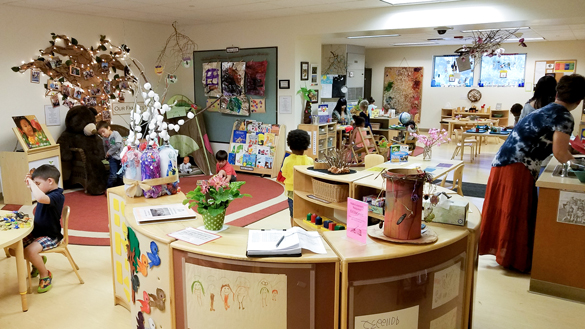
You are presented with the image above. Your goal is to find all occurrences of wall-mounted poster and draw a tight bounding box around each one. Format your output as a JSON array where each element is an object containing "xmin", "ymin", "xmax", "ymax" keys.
[
  {"xmin": 202, "ymin": 62, "xmax": 222, "ymax": 97},
  {"xmin": 185, "ymin": 263, "xmax": 287, "ymax": 329},
  {"xmin": 13, "ymin": 115, "xmax": 51, "ymax": 149},
  {"xmin": 245, "ymin": 60, "xmax": 267, "ymax": 96},
  {"xmin": 557, "ymin": 190, "xmax": 585, "ymax": 226},
  {"xmin": 383, "ymin": 67, "xmax": 423, "ymax": 121},
  {"xmin": 222, "ymin": 62, "xmax": 246, "ymax": 96},
  {"xmin": 220, "ymin": 95, "xmax": 250, "ymax": 116}
]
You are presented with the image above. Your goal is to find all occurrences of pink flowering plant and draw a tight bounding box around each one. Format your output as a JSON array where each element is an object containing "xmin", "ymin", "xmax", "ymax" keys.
[
  {"xmin": 411, "ymin": 128, "xmax": 450, "ymax": 148},
  {"xmin": 183, "ymin": 175, "xmax": 251, "ymax": 217}
]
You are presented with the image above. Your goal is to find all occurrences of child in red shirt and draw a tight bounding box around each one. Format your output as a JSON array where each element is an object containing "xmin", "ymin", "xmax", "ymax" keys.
[{"xmin": 216, "ymin": 150, "xmax": 237, "ymax": 182}]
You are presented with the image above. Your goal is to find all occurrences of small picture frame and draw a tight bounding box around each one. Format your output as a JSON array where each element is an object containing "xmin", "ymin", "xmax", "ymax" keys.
[
  {"xmin": 47, "ymin": 79, "xmax": 60, "ymax": 91},
  {"xmin": 101, "ymin": 62, "xmax": 109, "ymax": 71},
  {"xmin": 83, "ymin": 69, "xmax": 94, "ymax": 80},
  {"xmin": 50, "ymin": 94, "xmax": 60, "ymax": 108},
  {"xmin": 500, "ymin": 71, "xmax": 507, "ymax": 78},
  {"xmin": 90, "ymin": 87, "xmax": 101, "ymax": 96},
  {"xmin": 310, "ymin": 64, "xmax": 319, "ymax": 85},
  {"xmin": 300, "ymin": 61, "xmax": 309, "ymax": 81},
  {"xmin": 73, "ymin": 88, "xmax": 83, "ymax": 99},
  {"xmin": 279, "ymin": 79, "xmax": 290, "ymax": 89},
  {"xmin": 70, "ymin": 66, "xmax": 80, "ymax": 76},
  {"xmin": 61, "ymin": 85, "xmax": 70, "ymax": 97},
  {"xmin": 101, "ymin": 110, "xmax": 112, "ymax": 121},
  {"xmin": 31, "ymin": 69, "xmax": 41, "ymax": 84},
  {"xmin": 103, "ymin": 81, "xmax": 111, "ymax": 95},
  {"xmin": 88, "ymin": 97, "xmax": 97, "ymax": 106},
  {"xmin": 63, "ymin": 99, "xmax": 75, "ymax": 108},
  {"xmin": 309, "ymin": 90, "xmax": 319, "ymax": 104}
]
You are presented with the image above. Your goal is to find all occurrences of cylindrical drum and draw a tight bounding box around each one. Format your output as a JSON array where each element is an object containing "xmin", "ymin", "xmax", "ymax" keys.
[{"xmin": 382, "ymin": 168, "xmax": 424, "ymax": 240}]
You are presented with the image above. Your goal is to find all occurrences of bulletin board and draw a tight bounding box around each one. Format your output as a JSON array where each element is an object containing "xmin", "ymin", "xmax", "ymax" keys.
[
  {"xmin": 193, "ymin": 47, "xmax": 278, "ymax": 143},
  {"xmin": 534, "ymin": 59, "xmax": 577, "ymax": 84}
]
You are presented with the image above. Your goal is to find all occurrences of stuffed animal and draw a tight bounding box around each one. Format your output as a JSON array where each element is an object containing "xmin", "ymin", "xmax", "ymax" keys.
[{"xmin": 57, "ymin": 105, "xmax": 107, "ymax": 195}]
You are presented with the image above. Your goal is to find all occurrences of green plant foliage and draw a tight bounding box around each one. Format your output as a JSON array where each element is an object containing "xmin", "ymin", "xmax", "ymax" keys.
[
  {"xmin": 182, "ymin": 180, "xmax": 251, "ymax": 216},
  {"xmin": 11, "ymin": 67, "xmax": 20, "ymax": 72},
  {"xmin": 58, "ymin": 77, "xmax": 65, "ymax": 83},
  {"xmin": 71, "ymin": 38, "xmax": 78, "ymax": 45},
  {"xmin": 65, "ymin": 60, "xmax": 72, "ymax": 66},
  {"xmin": 96, "ymin": 56, "xmax": 102, "ymax": 63},
  {"xmin": 100, "ymin": 45, "xmax": 107, "ymax": 51},
  {"xmin": 297, "ymin": 86, "xmax": 315, "ymax": 101}
]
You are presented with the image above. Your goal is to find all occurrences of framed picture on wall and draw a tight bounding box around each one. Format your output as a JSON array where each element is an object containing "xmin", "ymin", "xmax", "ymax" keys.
[
  {"xmin": 300, "ymin": 61, "xmax": 309, "ymax": 81},
  {"xmin": 279, "ymin": 79, "xmax": 290, "ymax": 89},
  {"xmin": 310, "ymin": 64, "xmax": 319, "ymax": 85},
  {"xmin": 309, "ymin": 90, "xmax": 319, "ymax": 104}
]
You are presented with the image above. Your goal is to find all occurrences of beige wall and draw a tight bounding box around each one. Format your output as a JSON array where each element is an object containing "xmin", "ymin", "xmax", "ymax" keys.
[{"xmin": 366, "ymin": 40, "xmax": 585, "ymax": 130}]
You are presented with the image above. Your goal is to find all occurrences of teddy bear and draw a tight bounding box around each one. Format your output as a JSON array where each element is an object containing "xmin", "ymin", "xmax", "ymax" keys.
[{"xmin": 57, "ymin": 105, "xmax": 107, "ymax": 195}]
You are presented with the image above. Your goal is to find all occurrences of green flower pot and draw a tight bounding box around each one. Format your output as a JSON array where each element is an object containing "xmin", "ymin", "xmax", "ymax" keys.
[{"xmin": 202, "ymin": 209, "xmax": 226, "ymax": 231}]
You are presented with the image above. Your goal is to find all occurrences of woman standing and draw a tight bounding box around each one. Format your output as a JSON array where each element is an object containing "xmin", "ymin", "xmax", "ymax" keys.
[
  {"xmin": 480, "ymin": 74, "xmax": 585, "ymax": 272},
  {"xmin": 331, "ymin": 98, "xmax": 350, "ymax": 125},
  {"xmin": 519, "ymin": 75, "xmax": 557, "ymax": 121}
]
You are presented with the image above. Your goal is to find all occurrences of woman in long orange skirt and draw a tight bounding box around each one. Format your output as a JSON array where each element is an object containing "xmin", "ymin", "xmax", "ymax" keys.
[{"xmin": 480, "ymin": 74, "xmax": 585, "ymax": 273}]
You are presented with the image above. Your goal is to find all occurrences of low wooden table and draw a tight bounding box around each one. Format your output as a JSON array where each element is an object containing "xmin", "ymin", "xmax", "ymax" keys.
[
  {"xmin": 461, "ymin": 131, "xmax": 509, "ymax": 158},
  {"xmin": 444, "ymin": 119, "xmax": 498, "ymax": 142}
]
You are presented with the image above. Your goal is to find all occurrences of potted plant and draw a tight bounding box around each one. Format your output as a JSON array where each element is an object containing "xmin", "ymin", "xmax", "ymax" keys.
[
  {"xmin": 297, "ymin": 86, "xmax": 315, "ymax": 124},
  {"xmin": 183, "ymin": 175, "xmax": 251, "ymax": 231}
]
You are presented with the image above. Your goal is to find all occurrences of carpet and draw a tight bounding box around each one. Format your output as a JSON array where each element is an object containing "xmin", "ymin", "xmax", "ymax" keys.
[
  {"xmin": 1, "ymin": 204, "xmax": 22, "ymax": 211},
  {"xmin": 412, "ymin": 146, "xmax": 424, "ymax": 157},
  {"xmin": 435, "ymin": 180, "xmax": 487, "ymax": 198}
]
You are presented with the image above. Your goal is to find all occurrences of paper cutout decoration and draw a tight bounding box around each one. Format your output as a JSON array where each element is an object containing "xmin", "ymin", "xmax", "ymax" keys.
[
  {"xmin": 136, "ymin": 311, "xmax": 145, "ymax": 329},
  {"xmin": 245, "ymin": 60, "xmax": 267, "ymax": 96},
  {"xmin": 202, "ymin": 62, "xmax": 222, "ymax": 97},
  {"xmin": 138, "ymin": 291, "xmax": 151, "ymax": 314},
  {"xmin": 149, "ymin": 288, "xmax": 166, "ymax": 311},
  {"xmin": 220, "ymin": 96, "xmax": 250, "ymax": 116},
  {"xmin": 167, "ymin": 74, "xmax": 177, "ymax": 84},
  {"xmin": 222, "ymin": 62, "xmax": 245, "ymax": 96},
  {"xmin": 250, "ymin": 98, "xmax": 266, "ymax": 113},
  {"xmin": 182, "ymin": 56, "xmax": 192, "ymax": 68},
  {"xmin": 206, "ymin": 98, "xmax": 220, "ymax": 112},
  {"xmin": 147, "ymin": 241, "xmax": 161, "ymax": 268},
  {"xmin": 137, "ymin": 253, "xmax": 149, "ymax": 276},
  {"xmin": 155, "ymin": 65, "xmax": 164, "ymax": 75}
]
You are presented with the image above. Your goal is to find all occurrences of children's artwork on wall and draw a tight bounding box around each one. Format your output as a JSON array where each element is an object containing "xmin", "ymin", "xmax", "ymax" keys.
[
  {"xmin": 250, "ymin": 98, "xmax": 266, "ymax": 113},
  {"xmin": 12, "ymin": 115, "xmax": 51, "ymax": 149},
  {"xmin": 185, "ymin": 263, "xmax": 287, "ymax": 328},
  {"xmin": 245, "ymin": 60, "xmax": 267, "ymax": 96},
  {"xmin": 556, "ymin": 190, "xmax": 585, "ymax": 226},
  {"xmin": 222, "ymin": 62, "xmax": 245, "ymax": 96},
  {"xmin": 220, "ymin": 95, "xmax": 250, "ymax": 116},
  {"xmin": 203, "ymin": 62, "xmax": 222, "ymax": 97},
  {"xmin": 383, "ymin": 67, "xmax": 423, "ymax": 121},
  {"xmin": 206, "ymin": 98, "xmax": 220, "ymax": 112}
]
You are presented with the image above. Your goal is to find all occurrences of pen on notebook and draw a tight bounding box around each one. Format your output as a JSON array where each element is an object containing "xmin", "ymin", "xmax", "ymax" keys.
[{"xmin": 275, "ymin": 235, "xmax": 285, "ymax": 248}]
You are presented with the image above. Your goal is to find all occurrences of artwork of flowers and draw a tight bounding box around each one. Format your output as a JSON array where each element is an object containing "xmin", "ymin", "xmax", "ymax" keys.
[{"xmin": 383, "ymin": 67, "xmax": 424, "ymax": 121}]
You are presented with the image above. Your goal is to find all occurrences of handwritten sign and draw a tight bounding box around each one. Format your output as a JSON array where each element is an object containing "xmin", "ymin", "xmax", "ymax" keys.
[
  {"xmin": 355, "ymin": 305, "xmax": 419, "ymax": 329},
  {"xmin": 347, "ymin": 197, "xmax": 368, "ymax": 244}
]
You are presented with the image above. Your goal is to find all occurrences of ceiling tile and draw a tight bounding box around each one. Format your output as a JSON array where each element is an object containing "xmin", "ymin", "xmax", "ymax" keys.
[
  {"xmin": 530, "ymin": 25, "xmax": 571, "ymax": 31},
  {"xmin": 569, "ymin": 24, "xmax": 585, "ymax": 30}
]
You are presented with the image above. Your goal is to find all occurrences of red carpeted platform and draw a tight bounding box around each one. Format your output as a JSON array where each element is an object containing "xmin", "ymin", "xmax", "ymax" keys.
[{"xmin": 63, "ymin": 173, "xmax": 286, "ymax": 246}]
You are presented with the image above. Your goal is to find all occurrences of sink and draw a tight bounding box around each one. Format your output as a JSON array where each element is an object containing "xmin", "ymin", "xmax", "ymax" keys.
[{"xmin": 552, "ymin": 164, "xmax": 577, "ymax": 178}]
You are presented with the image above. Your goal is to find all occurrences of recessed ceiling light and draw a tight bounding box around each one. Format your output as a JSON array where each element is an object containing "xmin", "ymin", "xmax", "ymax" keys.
[
  {"xmin": 347, "ymin": 34, "xmax": 400, "ymax": 39},
  {"xmin": 394, "ymin": 41, "xmax": 437, "ymax": 46},
  {"xmin": 461, "ymin": 27, "xmax": 530, "ymax": 33},
  {"xmin": 380, "ymin": 0, "xmax": 460, "ymax": 5}
]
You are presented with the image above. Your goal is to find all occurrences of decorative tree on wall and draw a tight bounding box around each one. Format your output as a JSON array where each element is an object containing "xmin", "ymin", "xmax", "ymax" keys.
[{"xmin": 12, "ymin": 33, "xmax": 137, "ymax": 121}]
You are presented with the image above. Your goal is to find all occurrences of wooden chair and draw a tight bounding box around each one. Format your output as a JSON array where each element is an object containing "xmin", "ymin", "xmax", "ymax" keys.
[
  {"xmin": 365, "ymin": 154, "xmax": 385, "ymax": 169},
  {"xmin": 351, "ymin": 127, "xmax": 380, "ymax": 164},
  {"xmin": 27, "ymin": 206, "xmax": 84, "ymax": 291},
  {"xmin": 451, "ymin": 128, "xmax": 477, "ymax": 162},
  {"xmin": 440, "ymin": 163, "xmax": 465, "ymax": 196}
]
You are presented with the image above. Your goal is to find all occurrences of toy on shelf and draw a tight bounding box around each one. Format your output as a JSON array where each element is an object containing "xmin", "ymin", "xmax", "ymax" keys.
[{"xmin": 304, "ymin": 213, "xmax": 346, "ymax": 231}]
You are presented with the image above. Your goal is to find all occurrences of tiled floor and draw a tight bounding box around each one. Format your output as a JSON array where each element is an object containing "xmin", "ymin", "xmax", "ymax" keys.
[{"xmin": 1, "ymin": 139, "xmax": 584, "ymax": 328}]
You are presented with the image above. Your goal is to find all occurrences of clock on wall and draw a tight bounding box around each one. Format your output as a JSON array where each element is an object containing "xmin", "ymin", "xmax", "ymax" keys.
[{"xmin": 467, "ymin": 89, "xmax": 482, "ymax": 103}]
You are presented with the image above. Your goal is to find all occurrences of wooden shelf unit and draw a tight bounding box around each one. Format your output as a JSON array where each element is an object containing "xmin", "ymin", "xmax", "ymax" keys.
[
  {"xmin": 490, "ymin": 109, "xmax": 510, "ymax": 126},
  {"xmin": 298, "ymin": 123, "xmax": 337, "ymax": 160},
  {"xmin": 369, "ymin": 116, "xmax": 400, "ymax": 141},
  {"xmin": 230, "ymin": 122, "xmax": 286, "ymax": 178},
  {"xmin": 440, "ymin": 107, "xmax": 510, "ymax": 128}
]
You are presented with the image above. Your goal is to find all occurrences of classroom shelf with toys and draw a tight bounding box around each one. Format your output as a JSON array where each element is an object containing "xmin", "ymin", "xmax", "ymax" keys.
[
  {"xmin": 298, "ymin": 123, "xmax": 337, "ymax": 160},
  {"xmin": 228, "ymin": 120, "xmax": 286, "ymax": 178}
]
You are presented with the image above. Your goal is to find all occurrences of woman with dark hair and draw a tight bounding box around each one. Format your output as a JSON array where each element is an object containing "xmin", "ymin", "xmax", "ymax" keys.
[
  {"xmin": 331, "ymin": 97, "xmax": 350, "ymax": 124},
  {"xmin": 480, "ymin": 74, "xmax": 585, "ymax": 273},
  {"xmin": 519, "ymin": 75, "xmax": 557, "ymax": 120}
]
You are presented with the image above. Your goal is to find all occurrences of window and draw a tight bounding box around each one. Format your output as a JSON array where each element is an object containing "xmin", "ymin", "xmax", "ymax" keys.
[
  {"xmin": 431, "ymin": 55, "xmax": 474, "ymax": 87},
  {"xmin": 479, "ymin": 53, "xmax": 526, "ymax": 87}
]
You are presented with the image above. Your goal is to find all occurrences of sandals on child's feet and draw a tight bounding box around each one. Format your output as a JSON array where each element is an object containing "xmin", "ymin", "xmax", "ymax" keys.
[
  {"xmin": 37, "ymin": 271, "xmax": 53, "ymax": 293},
  {"xmin": 30, "ymin": 256, "xmax": 47, "ymax": 278}
]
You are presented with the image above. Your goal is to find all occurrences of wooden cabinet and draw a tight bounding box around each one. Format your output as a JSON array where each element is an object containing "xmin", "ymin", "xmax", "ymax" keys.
[
  {"xmin": 298, "ymin": 123, "xmax": 337, "ymax": 160},
  {"xmin": 490, "ymin": 109, "xmax": 510, "ymax": 126},
  {"xmin": 440, "ymin": 107, "xmax": 510, "ymax": 128},
  {"xmin": 369, "ymin": 117, "xmax": 400, "ymax": 141}
]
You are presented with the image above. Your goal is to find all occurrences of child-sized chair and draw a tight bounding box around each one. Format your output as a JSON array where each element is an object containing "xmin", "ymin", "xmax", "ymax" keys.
[
  {"xmin": 440, "ymin": 163, "xmax": 465, "ymax": 196},
  {"xmin": 451, "ymin": 128, "xmax": 477, "ymax": 162},
  {"xmin": 351, "ymin": 127, "xmax": 380, "ymax": 164},
  {"xmin": 27, "ymin": 206, "xmax": 84, "ymax": 292}
]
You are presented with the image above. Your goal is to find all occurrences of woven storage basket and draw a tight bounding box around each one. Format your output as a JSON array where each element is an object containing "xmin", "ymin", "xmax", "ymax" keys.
[{"xmin": 312, "ymin": 178, "xmax": 349, "ymax": 203}]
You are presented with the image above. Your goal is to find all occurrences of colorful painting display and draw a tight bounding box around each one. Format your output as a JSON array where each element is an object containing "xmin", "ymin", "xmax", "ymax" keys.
[
  {"xmin": 12, "ymin": 115, "xmax": 51, "ymax": 149},
  {"xmin": 203, "ymin": 62, "xmax": 222, "ymax": 97},
  {"xmin": 220, "ymin": 95, "xmax": 250, "ymax": 116},
  {"xmin": 250, "ymin": 98, "xmax": 266, "ymax": 113},
  {"xmin": 383, "ymin": 67, "xmax": 423, "ymax": 122},
  {"xmin": 245, "ymin": 60, "xmax": 267, "ymax": 96},
  {"xmin": 222, "ymin": 62, "xmax": 246, "ymax": 96}
]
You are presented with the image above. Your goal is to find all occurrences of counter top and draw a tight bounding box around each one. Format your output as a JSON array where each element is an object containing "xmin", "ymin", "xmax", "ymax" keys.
[{"xmin": 536, "ymin": 157, "xmax": 585, "ymax": 192}]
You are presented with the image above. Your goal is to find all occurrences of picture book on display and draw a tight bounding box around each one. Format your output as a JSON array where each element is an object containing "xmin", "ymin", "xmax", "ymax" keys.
[
  {"xmin": 230, "ymin": 119, "xmax": 280, "ymax": 171},
  {"xmin": 246, "ymin": 227, "xmax": 327, "ymax": 257},
  {"xmin": 232, "ymin": 130, "xmax": 247, "ymax": 143}
]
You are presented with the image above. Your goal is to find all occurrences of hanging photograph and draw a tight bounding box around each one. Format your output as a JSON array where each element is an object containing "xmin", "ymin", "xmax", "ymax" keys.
[
  {"xmin": 220, "ymin": 95, "xmax": 250, "ymax": 116},
  {"xmin": 300, "ymin": 61, "xmax": 309, "ymax": 81},
  {"xmin": 245, "ymin": 60, "xmax": 267, "ymax": 96},
  {"xmin": 383, "ymin": 67, "xmax": 424, "ymax": 122},
  {"xmin": 203, "ymin": 62, "xmax": 222, "ymax": 97},
  {"xmin": 12, "ymin": 115, "xmax": 51, "ymax": 149},
  {"xmin": 222, "ymin": 62, "xmax": 246, "ymax": 96},
  {"xmin": 31, "ymin": 69, "xmax": 41, "ymax": 84},
  {"xmin": 309, "ymin": 90, "xmax": 319, "ymax": 104}
]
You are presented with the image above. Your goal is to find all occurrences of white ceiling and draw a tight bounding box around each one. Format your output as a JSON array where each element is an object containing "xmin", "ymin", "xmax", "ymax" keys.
[{"xmin": 3, "ymin": 0, "xmax": 585, "ymax": 48}]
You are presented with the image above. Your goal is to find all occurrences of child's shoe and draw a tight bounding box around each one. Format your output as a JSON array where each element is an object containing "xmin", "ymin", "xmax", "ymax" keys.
[
  {"xmin": 30, "ymin": 256, "xmax": 47, "ymax": 278},
  {"xmin": 37, "ymin": 271, "xmax": 53, "ymax": 293}
]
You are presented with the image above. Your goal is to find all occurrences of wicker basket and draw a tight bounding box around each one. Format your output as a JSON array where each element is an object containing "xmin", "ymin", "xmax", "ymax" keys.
[{"xmin": 312, "ymin": 178, "xmax": 349, "ymax": 203}]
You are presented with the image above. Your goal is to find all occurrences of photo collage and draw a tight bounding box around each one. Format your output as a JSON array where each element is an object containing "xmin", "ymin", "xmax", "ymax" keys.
[{"xmin": 229, "ymin": 119, "xmax": 280, "ymax": 169}]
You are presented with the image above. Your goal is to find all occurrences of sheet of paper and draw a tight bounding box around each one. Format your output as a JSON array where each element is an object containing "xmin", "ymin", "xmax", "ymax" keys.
[
  {"xmin": 355, "ymin": 305, "xmax": 419, "ymax": 329},
  {"xmin": 288, "ymin": 227, "xmax": 327, "ymax": 254},
  {"xmin": 436, "ymin": 163, "xmax": 453, "ymax": 168},
  {"xmin": 534, "ymin": 61, "xmax": 546, "ymax": 82},
  {"xmin": 44, "ymin": 105, "xmax": 60, "ymax": 126},
  {"xmin": 168, "ymin": 227, "xmax": 220, "ymax": 245},
  {"xmin": 346, "ymin": 197, "xmax": 368, "ymax": 244},
  {"xmin": 278, "ymin": 95, "xmax": 292, "ymax": 114},
  {"xmin": 432, "ymin": 262, "xmax": 462, "ymax": 309},
  {"xmin": 133, "ymin": 203, "xmax": 196, "ymax": 223}
]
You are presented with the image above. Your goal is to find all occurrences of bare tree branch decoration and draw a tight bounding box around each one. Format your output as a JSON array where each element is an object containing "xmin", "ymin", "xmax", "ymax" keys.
[
  {"xmin": 323, "ymin": 146, "xmax": 352, "ymax": 174},
  {"xmin": 155, "ymin": 21, "xmax": 198, "ymax": 93},
  {"xmin": 454, "ymin": 29, "xmax": 525, "ymax": 61}
]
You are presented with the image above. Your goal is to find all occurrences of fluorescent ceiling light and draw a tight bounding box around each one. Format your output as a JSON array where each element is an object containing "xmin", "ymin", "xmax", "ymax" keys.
[
  {"xmin": 461, "ymin": 27, "xmax": 530, "ymax": 33},
  {"xmin": 347, "ymin": 34, "xmax": 400, "ymax": 39},
  {"xmin": 380, "ymin": 0, "xmax": 460, "ymax": 5},
  {"xmin": 394, "ymin": 41, "xmax": 437, "ymax": 46},
  {"xmin": 504, "ymin": 37, "xmax": 545, "ymax": 42}
]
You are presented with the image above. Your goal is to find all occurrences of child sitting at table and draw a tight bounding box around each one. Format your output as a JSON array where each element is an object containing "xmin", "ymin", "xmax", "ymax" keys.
[
  {"xmin": 20, "ymin": 165, "xmax": 64, "ymax": 293},
  {"xmin": 281, "ymin": 129, "xmax": 314, "ymax": 226},
  {"xmin": 509, "ymin": 103, "xmax": 523, "ymax": 127}
]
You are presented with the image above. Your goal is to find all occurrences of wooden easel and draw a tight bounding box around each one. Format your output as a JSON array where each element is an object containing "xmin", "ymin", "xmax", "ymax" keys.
[{"xmin": 0, "ymin": 125, "xmax": 62, "ymax": 205}]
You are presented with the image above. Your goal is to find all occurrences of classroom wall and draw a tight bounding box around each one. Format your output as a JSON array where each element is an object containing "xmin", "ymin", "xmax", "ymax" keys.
[{"xmin": 366, "ymin": 40, "xmax": 585, "ymax": 130}]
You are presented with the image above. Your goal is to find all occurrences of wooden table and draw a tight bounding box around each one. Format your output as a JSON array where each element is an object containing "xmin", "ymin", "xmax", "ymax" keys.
[
  {"xmin": 0, "ymin": 212, "xmax": 34, "ymax": 312},
  {"xmin": 461, "ymin": 131, "xmax": 510, "ymax": 159},
  {"xmin": 444, "ymin": 119, "xmax": 498, "ymax": 142}
]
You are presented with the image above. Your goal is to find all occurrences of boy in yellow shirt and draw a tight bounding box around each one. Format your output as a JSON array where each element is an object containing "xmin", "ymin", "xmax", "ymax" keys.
[{"xmin": 281, "ymin": 129, "xmax": 314, "ymax": 226}]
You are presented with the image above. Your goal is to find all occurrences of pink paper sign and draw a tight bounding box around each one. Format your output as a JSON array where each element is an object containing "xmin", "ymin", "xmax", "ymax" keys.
[{"xmin": 346, "ymin": 197, "xmax": 369, "ymax": 243}]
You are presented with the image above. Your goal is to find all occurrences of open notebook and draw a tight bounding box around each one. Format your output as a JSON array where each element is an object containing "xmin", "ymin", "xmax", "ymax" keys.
[
  {"xmin": 133, "ymin": 204, "xmax": 197, "ymax": 224},
  {"xmin": 246, "ymin": 226, "xmax": 327, "ymax": 257}
]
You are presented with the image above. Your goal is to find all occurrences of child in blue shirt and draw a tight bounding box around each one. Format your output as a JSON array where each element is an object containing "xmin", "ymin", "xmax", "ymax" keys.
[{"xmin": 97, "ymin": 121, "xmax": 124, "ymax": 188}]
